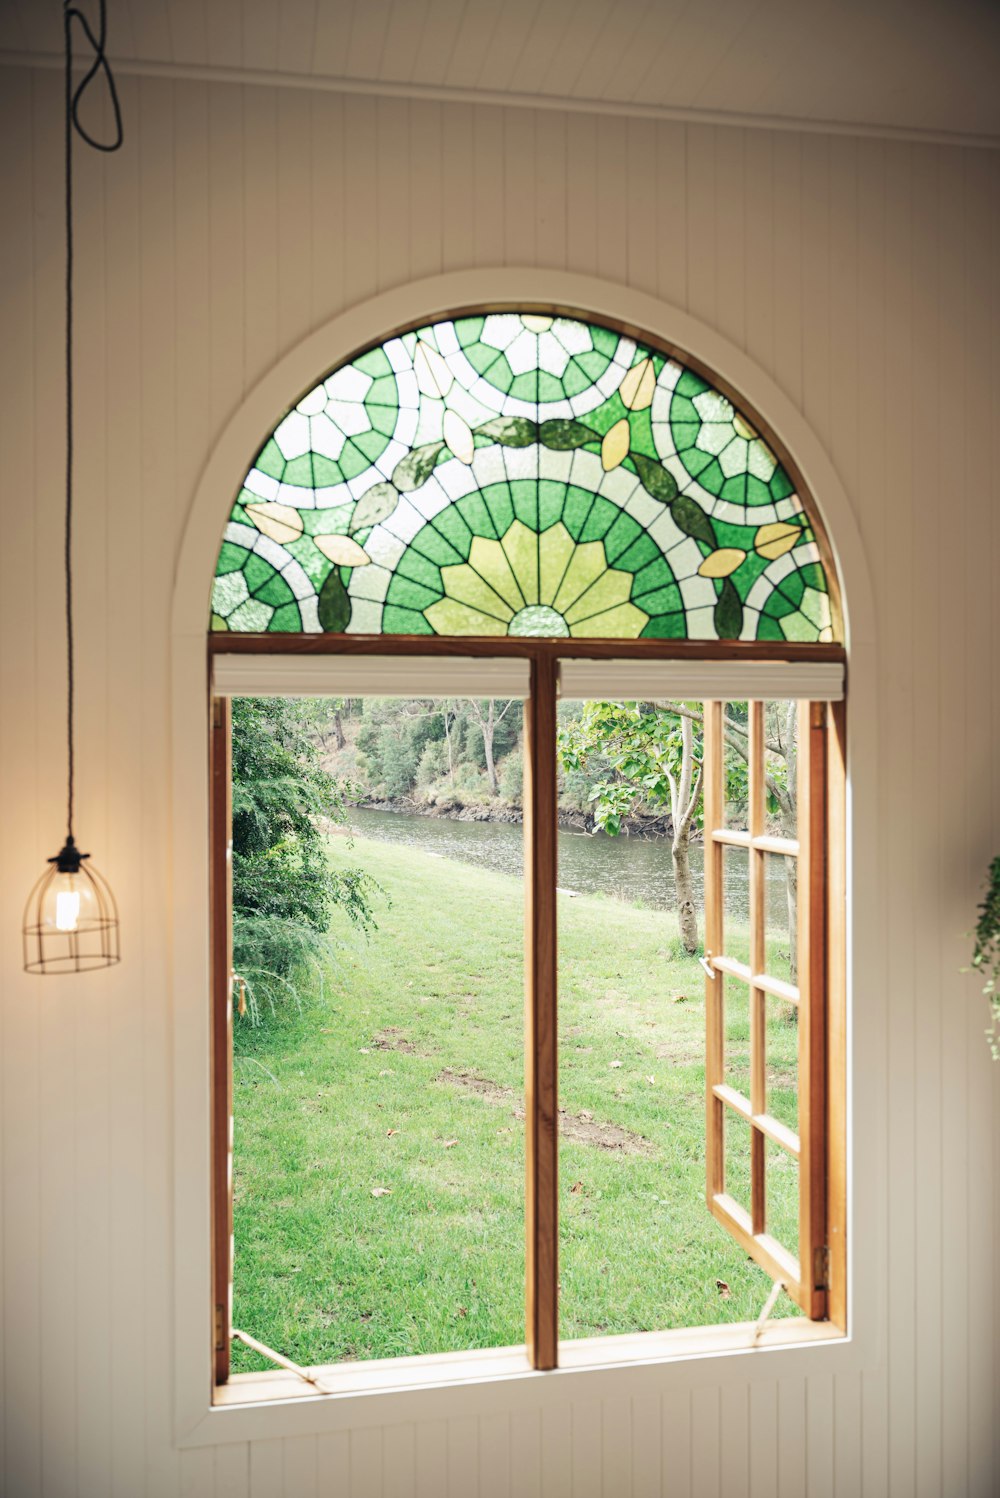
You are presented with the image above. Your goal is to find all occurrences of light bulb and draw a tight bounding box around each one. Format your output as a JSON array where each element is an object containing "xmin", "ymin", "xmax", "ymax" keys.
[{"xmin": 56, "ymin": 886, "xmax": 81, "ymax": 932}]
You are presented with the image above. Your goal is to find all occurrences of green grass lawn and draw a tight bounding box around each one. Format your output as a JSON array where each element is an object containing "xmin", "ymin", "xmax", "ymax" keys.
[{"xmin": 232, "ymin": 832, "xmax": 800, "ymax": 1372}]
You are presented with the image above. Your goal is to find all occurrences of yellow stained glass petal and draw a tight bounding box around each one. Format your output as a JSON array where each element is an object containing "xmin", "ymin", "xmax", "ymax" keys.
[
  {"xmin": 697, "ymin": 548, "xmax": 746, "ymax": 579},
  {"xmin": 245, "ymin": 502, "xmax": 304, "ymax": 545},
  {"xmin": 601, "ymin": 418, "xmax": 631, "ymax": 472},
  {"xmin": 552, "ymin": 540, "xmax": 607, "ymax": 615},
  {"xmin": 438, "ymin": 561, "xmax": 515, "ymax": 623},
  {"xmin": 414, "ymin": 340, "xmax": 453, "ymax": 398},
  {"xmin": 500, "ymin": 519, "xmax": 539, "ymax": 605},
  {"xmin": 538, "ymin": 523, "xmax": 576, "ymax": 605},
  {"xmin": 443, "ymin": 409, "xmax": 475, "ymax": 464},
  {"xmin": 315, "ymin": 534, "xmax": 371, "ymax": 567},
  {"xmin": 754, "ymin": 522, "xmax": 801, "ymax": 561},
  {"xmin": 619, "ymin": 357, "xmax": 656, "ymax": 412},
  {"xmin": 563, "ymin": 565, "xmax": 634, "ymax": 624},
  {"xmin": 467, "ymin": 535, "xmax": 525, "ymax": 613},
  {"xmin": 569, "ymin": 602, "xmax": 648, "ymax": 638},
  {"xmin": 425, "ymin": 597, "xmax": 509, "ymax": 635}
]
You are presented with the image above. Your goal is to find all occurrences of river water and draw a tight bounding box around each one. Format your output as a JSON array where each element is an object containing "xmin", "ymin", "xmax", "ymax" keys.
[{"xmin": 348, "ymin": 806, "xmax": 790, "ymax": 925}]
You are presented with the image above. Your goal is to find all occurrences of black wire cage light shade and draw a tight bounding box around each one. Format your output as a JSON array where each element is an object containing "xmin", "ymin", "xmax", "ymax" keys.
[
  {"xmin": 23, "ymin": 837, "xmax": 120, "ymax": 975},
  {"xmin": 21, "ymin": 1, "xmax": 123, "ymax": 975}
]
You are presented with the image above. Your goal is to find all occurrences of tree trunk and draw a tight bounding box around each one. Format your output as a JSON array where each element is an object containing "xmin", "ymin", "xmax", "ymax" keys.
[
  {"xmin": 443, "ymin": 709, "xmax": 455, "ymax": 784},
  {"xmin": 482, "ymin": 700, "xmax": 499, "ymax": 794},
  {"xmin": 672, "ymin": 824, "xmax": 700, "ymax": 955},
  {"xmin": 333, "ymin": 709, "xmax": 346, "ymax": 751}
]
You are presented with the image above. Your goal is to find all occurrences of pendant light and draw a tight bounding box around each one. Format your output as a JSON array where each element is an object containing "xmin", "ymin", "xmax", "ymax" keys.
[{"xmin": 22, "ymin": 1, "xmax": 123, "ymax": 975}]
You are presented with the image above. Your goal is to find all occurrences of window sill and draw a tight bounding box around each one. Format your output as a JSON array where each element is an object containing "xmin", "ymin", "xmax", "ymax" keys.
[{"xmin": 213, "ymin": 1317, "xmax": 844, "ymax": 1409}]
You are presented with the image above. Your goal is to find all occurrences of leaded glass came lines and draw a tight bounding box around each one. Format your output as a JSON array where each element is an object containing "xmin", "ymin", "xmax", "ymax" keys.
[{"xmin": 211, "ymin": 314, "xmax": 837, "ymax": 643}]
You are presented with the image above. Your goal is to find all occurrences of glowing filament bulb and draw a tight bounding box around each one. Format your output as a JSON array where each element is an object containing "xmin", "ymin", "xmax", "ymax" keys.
[{"xmin": 56, "ymin": 888, "xmax": 81, "ymax": 932}]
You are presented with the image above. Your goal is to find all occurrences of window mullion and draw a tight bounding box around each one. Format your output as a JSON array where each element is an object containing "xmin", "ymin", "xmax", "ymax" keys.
[{"xmin": 524, "ymin": 653, "xmax": 559, "ymax": 1369}]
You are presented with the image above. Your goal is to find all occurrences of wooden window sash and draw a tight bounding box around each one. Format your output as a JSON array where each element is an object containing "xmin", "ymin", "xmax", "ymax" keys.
[
  {"xmin": 210, "ymin": 696, "xmax": 234, "ymax": 1383},
  {"xmin": 703, "ymin": 699, "xmax": 837, "ymax": 1320}
]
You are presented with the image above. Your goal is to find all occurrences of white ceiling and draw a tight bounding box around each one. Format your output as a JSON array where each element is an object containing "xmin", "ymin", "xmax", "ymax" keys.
[{"xmin": 3, "ymin": 0, "xmax": 999, "ymax": 144}]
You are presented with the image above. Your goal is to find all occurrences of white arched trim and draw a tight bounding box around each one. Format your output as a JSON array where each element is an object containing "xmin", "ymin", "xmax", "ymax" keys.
[{"xmin": 171, "ymin": 272, "xmax": 882, "ymax": 1448}]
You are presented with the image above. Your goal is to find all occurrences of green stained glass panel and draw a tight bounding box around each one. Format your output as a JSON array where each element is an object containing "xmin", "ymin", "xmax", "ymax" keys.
[{"xmin": 212, "ymin": 312, "xmax": 839, "ymax": 642}]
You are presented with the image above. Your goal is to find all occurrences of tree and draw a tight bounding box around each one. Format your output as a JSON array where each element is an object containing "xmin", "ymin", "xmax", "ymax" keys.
[
  {"xmin": 557, "ymin": 701, "xmax": 705, "ymax": 954},
  {"xmin": 231, "ymin": 696, "xmax": 378, "ymax": 1022},
  {"xmin": 466, "ymin": 698, "xmax": 517, "ymax": 796}
]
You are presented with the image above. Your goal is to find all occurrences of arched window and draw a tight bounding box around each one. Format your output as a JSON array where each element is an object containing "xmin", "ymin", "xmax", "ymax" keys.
[
  {"xmin": 206, "ymin": 309, "xmax": 846, "ymax": 1403},
  {"xmin": 211, "ymin": 312, "xmax": 840, "ymax": 645}
]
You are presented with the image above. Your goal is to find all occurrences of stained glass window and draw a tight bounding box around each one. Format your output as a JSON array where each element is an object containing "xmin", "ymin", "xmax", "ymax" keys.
[{"xmin": 211, "ymin": 314, "xmax": 839, "ymax": 643}]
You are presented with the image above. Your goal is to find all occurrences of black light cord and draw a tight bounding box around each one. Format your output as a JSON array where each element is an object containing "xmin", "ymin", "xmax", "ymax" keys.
[{"xmin": 63, "ymin": 1, "xmax": 123, "ymax": 843}]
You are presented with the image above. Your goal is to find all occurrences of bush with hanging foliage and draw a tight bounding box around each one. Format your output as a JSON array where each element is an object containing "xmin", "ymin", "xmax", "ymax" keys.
[{"xmin": 231, "ymin": 696, "xmax": 380, "ymax": 1023}]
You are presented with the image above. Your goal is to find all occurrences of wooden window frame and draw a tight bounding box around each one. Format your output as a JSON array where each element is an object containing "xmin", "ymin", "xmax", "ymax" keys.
[{"xmin": 208, "ymin": 635, "xmax": 846, "ymax": 1395}]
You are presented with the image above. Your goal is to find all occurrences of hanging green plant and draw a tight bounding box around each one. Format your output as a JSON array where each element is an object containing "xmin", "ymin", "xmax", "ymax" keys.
[{"xmin": 969, "ymin": 856, "xmax": 1000, "ymax": 1059}]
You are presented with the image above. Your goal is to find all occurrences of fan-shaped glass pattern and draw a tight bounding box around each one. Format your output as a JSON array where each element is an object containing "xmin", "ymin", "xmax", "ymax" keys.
[{"xmin": 211, "ymin": 313, "xmax": 838, "ymax": 643}]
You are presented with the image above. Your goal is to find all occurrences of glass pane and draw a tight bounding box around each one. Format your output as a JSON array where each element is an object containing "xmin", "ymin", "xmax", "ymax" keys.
[
  {"xmin": 722, "ymin": 701, "xmax": 750, "ymax": 830},
  {"xmin": 763, "ymin": 700, "xmax": 799, "ymax": 842},
  {"xmin": 722, "ymin": 845, "xmax": 751, "ymax": 964},
  {"xmin": 723, "ymin": 1113, "xmax": 754, "ymax": 1222},
  {"xmin": 724, "ymin": 979, "xmax": 752, "ymax": 1100},
  {"xmin": 557, "ymin": 696, "xmax": 799, "ymax": 1338},
  {"xmin": 231, "ymin": 695, "xmax": 525, "ymax": 1371},
  {"xmin": 765, "ymin": 995, "xmax": 799, "ymax": 1135},
  {"xmin": 764, "ymin": 853, "xmax": 797, "ymax": 983},
  {"xmin": 765, "ymin": 1138, "xmax": 799, "ymax": 1263}
]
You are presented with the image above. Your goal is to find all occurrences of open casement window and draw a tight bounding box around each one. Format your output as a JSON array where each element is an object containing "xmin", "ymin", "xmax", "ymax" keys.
[
  {"xmin": 205, "ymin": 308, "xmax": 847, "ymax": 1399},
  {"xmin": 702, "ymin": 699, "xmax": 845, "ymax": 1320}
]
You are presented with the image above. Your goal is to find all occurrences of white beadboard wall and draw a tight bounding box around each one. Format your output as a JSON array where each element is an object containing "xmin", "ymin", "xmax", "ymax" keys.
[{"xmin": 1, "ymin": 65, "xmax": 998, "ymax": 1498}]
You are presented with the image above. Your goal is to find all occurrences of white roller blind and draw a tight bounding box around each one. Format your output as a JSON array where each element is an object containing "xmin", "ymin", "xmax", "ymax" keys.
[
  {"xmin": 212, "ymin": 653, "xmax": 532, "ymax": 699},
  {"xmin": 558, "ymin": 659, "xmax": 843, "ymax": 702}
]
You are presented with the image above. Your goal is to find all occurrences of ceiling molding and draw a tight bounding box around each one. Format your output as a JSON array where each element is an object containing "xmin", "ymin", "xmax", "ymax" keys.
[{"xmin": 2, "ymin": 48, "xmax": 997, "ymax": 151}]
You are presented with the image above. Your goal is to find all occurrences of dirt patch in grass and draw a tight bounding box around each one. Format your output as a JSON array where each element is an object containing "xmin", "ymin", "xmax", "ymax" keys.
[
  {"xmin": 437, "ymin": 1070, "xmax": 652, "ymax": 1155},
  {"xmin": 437, "ymin": 1068, "xmax": 515, "ymax": 1104},
  {"xmin": 371, "ymin": 1027, "xmax": 426, "ymax": 1055}
]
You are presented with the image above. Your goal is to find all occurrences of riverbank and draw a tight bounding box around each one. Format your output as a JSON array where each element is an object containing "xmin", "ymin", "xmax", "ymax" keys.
[{"xmin": 355, "ymin": 789, "xmax": 677, "ymax": 837}]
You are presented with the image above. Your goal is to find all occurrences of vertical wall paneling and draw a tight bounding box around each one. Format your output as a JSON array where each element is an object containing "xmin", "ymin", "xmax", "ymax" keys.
[
  {"xmin": 689, "ymin": 1385, "xmax": 720, "ymax": 1498},
  {"xmin": 415, "ymin": 1418, "xmax": 447, "ymax": 1498},
  {"xmin": 535, "ymin": 110, "xmax": 568, "ymax": 272},
  {"xmin": 570, "ymin": 1397, "xmax": 602, "ymax": 1498},
  {"xmin": 600, "ymin": 1395, "xmax": 631, "ymax": 1498},
  {"xmin": 249, "ymin": 1437, "xmax": 284, "ymax": 1498},
  {"xmin": 0, "ymin": 62, "xmax": 999, "ymax": 1498},
  {"xmin": 962, "ymin": 145, "xmax": 999, "ymax": 1498},
  {"xmin": 910, "ymin": 144, "xmax": 944, "ymax": 1498},
  {"xmin": 73, "ymin": 79, "xmax": 113, "ymax": 1498},
  {"xmin": 107, "ymin": 70, "xmax": 150, "ymax": 1498},
  {"xmin": 316, "ymin": 1429, "xmax": 351, "ymax": 1498},
  {"xmin": 32, "ymin": 61, "xmax": 81, "ymax": 1498},
  {"xmin": 350, "ymin": 1425, "xmax": 384, "ymax": 1498},
  {"xmin": 660, "ymin": 1393, "xmax": 692, "ymax": 1498},
  {"xmin": 0, "ymin": 62, "xmax": 42, "ymax": 1498},
  {"xmin": 629, "ymin": 1391, "xmax": 662, "ymax": 1498},
  {"xmin": 717, "ymin": 1384, "xmax": 749, "ymax": 1498},
  {"xmin": 509, "ymin": 1407, "xmax": 542, "ymax": 1498},
  {"xmin": 477, "ymin": 1411, "xmax": 511, "ymax": 1498},
  {"xmin": 138, "ymin": 73, "xmax": 181, "ymax": 1498}
]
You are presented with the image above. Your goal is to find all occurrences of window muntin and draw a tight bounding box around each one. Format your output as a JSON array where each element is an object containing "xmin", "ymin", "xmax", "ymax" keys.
[{"xmin": 210, "ymin": 313, "xmax": 839, "ymax": 645}]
